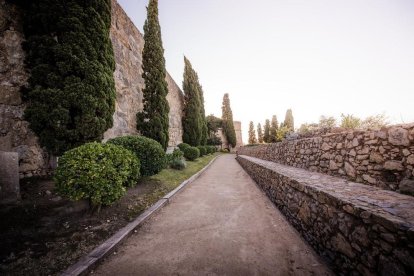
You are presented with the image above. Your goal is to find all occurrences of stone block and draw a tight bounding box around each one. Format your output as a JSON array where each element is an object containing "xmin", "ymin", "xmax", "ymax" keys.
[
  {"xmin": 400, "ymin": 179, "xmax": 414, "ymax": 195},
  {"xmin": 0, "ymin": 151, "xmax": 20, "ymax": 203}
]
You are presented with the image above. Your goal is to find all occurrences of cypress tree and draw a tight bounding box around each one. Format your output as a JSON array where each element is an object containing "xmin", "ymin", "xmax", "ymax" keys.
[
  {"xmin": 198, "ymin": 80, "xmax": 208, "ymax": 145},
  {"xmin": 22, "ymin": 0, "xmax": 116, "ymax": 155},
  {"xmin": 137, "ymin": 0, "xmax": 169, "ymax": 150},
  {"xmin": 182, "ymin": 57, "xmax": 202, "ymax": 146},
  {"xmin": 263, "ymin": 119, "xmax": 270, "ymax": 143},
  {"xmin": 248, "ymin": 121, "xmax": 257, "ymax": 144},
  {"xmin": 221, "ymin": 93, "xmax": 237, "ymax": 148},
  {"xmin": 284, "ymin": 109, "xmax": 294, "ymax": 131},
  {"xmin": 257, "ymin": 123, "xmax": 264, "ymax": 143},
  {"xmin": 269, "ymin": 115, "xmax": 279, "ymax": 142}
]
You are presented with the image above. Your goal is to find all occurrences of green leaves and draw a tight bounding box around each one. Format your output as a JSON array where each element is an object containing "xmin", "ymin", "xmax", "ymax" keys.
[
  {"xmin": 137, "ymin": 0, "xmax": 169, "ymax": 150},
  {"xmin": 108, "ymin": 135, "xmax": 166, "ymax": 177},
  {"xmin": 54, "ymin": 142, "xmax": 140, "ymax": 207},
  {"xmin": 221, "ymin": 93, "xmax": 237, "ymax": 148},
  {"xmin": 23, "ymin": 0, "xmax": 116, "ymax": 155}
]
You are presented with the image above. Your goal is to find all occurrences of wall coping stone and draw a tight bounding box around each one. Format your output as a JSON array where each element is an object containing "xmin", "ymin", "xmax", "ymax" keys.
[{"xmin": 239, "ymin": 155, "xmax": 414, "ymax": 231}]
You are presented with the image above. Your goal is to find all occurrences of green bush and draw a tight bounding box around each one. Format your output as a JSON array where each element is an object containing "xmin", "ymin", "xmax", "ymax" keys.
[
  {"xmin": 184, "ymin": 146, "xmax": 200, "ymax": 161},
  {"xmin": 208, "ymin": 146, "xmax": 216, "ymax": 154},
  {"xmin": 166, "ymin": 149, "xmax": 184, "ymax": 167},
  {"xmin": 170, "ymin": 158, "xmax": 187, "ymax": 170},
  {"xmin": 220, "ymin": 148, "xmax": 230, "ymax": 153},
  {"xmin": 197, "ymin": 145, "xmax": 207, "ymax": 156},
  {"xmin": 55, "ymin": 142, "xmax": 140, "ymax": 207},
  {"xmin": 177, "ymin": 143, "xmax": 191, "ymax": 152},
  {"xmin": 108, "ymin": 135, "xmax": 166, "ymax": 176}
]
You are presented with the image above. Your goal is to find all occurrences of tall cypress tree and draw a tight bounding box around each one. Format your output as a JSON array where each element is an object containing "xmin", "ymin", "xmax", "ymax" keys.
[
  {"xmin": 137, "ymin": 0, "xmax": 169, "ymax": 150},
  {"xmin": 269, "ymin": 115, "xmax": 279, "ymax": 142},
  {"xmin": 248, "ymin": 121, "xmax": 257, "ymax": 144},
  {"xmin": 284, "ymin": 109, "xmax": 294, "ymax": 131},
  {"xmin": 221, "ymin": 93, "xmax": 237, "ymax": 148},
  {"xmin": 23, "ymin": 0, "xmax": 116, "ymax": 155},
  {"xmin": 263, "ymin": 119, "xmax": 270, "ymax": 143},
  {"xmin": 257, "ymin": 123, "xmax": 264, "ymax": 143},
  {"xmin": 198, "ymin": 81, "xmax": 208, "ymax": 145},
  {"xmin": 182, "ymin": 57, "xmax": 202, "ymax": 146}
]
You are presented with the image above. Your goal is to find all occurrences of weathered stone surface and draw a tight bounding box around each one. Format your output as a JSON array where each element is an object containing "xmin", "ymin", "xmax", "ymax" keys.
[
  {"xmin": 388, "ymin": 127, "xmax": 410, "ymax": 146},
  {"xmin": 400, "ymin": 179, "xmax": 414, "ymax": 195},
  {"xmin": 384, "ymin": 161, "xmax": 404, "ymax": 171},
  {"xmin": 238, "ymin": 124, "xmax": 414, "ymax": 192},
  {"xmin": 0, "ymin": 151, "xmax": 20, "ymax": 203},
  {"xmin": 237, "ymin": 155, "xmax": 414, "ymax": 275}
]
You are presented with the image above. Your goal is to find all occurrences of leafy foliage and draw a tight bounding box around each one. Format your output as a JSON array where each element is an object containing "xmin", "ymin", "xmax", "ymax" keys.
[
  {"xmin": 270, "ymin": 115, "xmax": 279, "ymax": 142},
  {"xmin": 319, "ymin": 115, "xmax": 337, "ymax": 129},
  {"xmin": 221, "ymin": 93, "xmax": 237, "ymax": 147},
  {"xmin": 257, "ymin": 123, "xmax": 264, "ymax": 143},
  {"xmin": 263, "ymin": 119, "xmax": 270, "ymax": 143},
  {"xmin": 108, "ymin": 135, "xmax": 166, "ymax": 177},
  {"xmin": 197, "ymin": 145, "xmax": 207, "ymax": 156},
  {"xmin": 55, "ymin": 142, "xmax": 140, "ymax": 207},
  {"xmin": 22, "ymin": 0, "xmax": 116, "ymax": 155},
  {"xmin": 340, "ymin": 114, "xmax": 361, "ymax": 129},
  {"xmin": 177, "ymin": 143, "xmax": 191, "ymax": 152},
  {"xmin": 184, "ymin": 146, "xmax": 200, "ymax": 161},
  {"xmin": 207, "ymin": 136, "xmax": 222, "ymax": 146},
  {"xmin": 182, "ymin": 57, "xmax": 204, "ymax": 146},
  {"xmin": 361, "ymin": 113, "xmax": 389, "ymax": 130},
  {"xmin": 283, "ymin": 109, "xmax": 294, "ymax": 131},
  {"xmin": 170, "ymin": 158, "xmax": 187, "ymax": 170},
  {"xmin": 166, "ymin": 149, "xmax": 186, "ymax": 170},
  {"xmin": 136, "ymin": 0, "xmax": 169, "ymax": 150},
  {"xmin": 248, "ymin": 121, "xmax": 257, "ymax": 144}
]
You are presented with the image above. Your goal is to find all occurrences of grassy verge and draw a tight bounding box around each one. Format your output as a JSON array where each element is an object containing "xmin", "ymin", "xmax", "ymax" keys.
[{"xmin": 126, "ymin": 153, "xmax": 220, "ymax": 219}]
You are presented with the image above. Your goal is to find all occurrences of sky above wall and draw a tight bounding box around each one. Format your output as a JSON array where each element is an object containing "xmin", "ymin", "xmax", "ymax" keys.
[{"xmin": 118, "ymin": 0, "xmax": 414, "ymax": 143}]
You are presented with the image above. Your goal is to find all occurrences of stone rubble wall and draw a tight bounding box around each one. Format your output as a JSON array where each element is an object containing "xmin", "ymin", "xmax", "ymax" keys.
[
  {"xmin": 237, "ymin": 155, "xmax": 414, "ymax": 275},
  {"xmin": 0, "ymin": 0, "xmax": 51, "ymax": 178},
  {"xmin": 1, "ymin": 0, "xmax": 185, "ymax": 178},
  {"xmin": 238, "ymin": 124, "xmax": 414, "ymax": 193}
]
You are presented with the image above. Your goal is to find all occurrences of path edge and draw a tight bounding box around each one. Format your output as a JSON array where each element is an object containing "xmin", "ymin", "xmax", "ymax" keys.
[{"xmin": 61, "ymin": 155, "xmax": 220, "ymax": 276}]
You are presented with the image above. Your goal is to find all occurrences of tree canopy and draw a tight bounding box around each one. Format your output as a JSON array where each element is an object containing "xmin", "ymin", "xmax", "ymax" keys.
[{"xmin": 221, "ymin": 93, "xmax": 237, "ymax": 148}]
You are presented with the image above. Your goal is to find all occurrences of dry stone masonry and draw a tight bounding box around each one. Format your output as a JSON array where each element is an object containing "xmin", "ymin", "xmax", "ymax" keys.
[
  {"xmin": 237, "ymin": 155, "xmax": 414, "ymax": 275},
  {"xmin": 1, "ymin": 0, "xmax": 184, "ymax": 178},
  {"xmin": 238, "ymin": 124, "xmax": 414, "ymax": 194}
]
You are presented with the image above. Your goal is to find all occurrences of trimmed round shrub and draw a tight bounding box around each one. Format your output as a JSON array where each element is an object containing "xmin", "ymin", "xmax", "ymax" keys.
[
  {"xmin": 170, "ymin": 158, "xmax": 187, "ymax": 170},
  {"xmin": 55, "ymin": 142, "xmax": 140, "ymax": 207},
  {"xmin": 197, "ymin": 145, "xmax": 206, "ymax": 156},
  {"xmin": 184, "ymin": 146, "xmax": 200, "ymax": 161},
  {"xmin": 108, "ymin": 135, "xmax": 166, "ymax": 176},
  {"xmin": 166, "ymin": 149, "xmax": 184, "ymax": 165},
  {"xmin": 177, "ymin": 143, "xmax": 191, "ymax": 152}
]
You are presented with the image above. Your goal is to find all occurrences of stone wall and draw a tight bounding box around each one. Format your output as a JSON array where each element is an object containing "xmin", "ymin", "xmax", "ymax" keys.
[
  {"xmin": 238, "ymin": 124, "xmax": 414, "ymax": 193},
  {"xmin": 0, "ymin": 0, "xmax": 51, "ymax": 179},
  {"xmin": 237, "ymin": 155, "xmax": 414, "ymax": 275},
  {"xmin": 1, "ymin": 0, "xmax": 185, "ymax": 178}
]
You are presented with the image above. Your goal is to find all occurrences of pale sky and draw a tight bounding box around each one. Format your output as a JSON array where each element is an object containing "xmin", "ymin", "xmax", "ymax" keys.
[{"xmin": 118, "ymin": 0, "xmax": 414, "ymax": 143}]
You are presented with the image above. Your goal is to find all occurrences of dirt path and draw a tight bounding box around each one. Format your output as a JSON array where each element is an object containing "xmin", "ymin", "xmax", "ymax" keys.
[{"xmin": 93, "ymin": 154, "xmax": 332, "ymax": 275}]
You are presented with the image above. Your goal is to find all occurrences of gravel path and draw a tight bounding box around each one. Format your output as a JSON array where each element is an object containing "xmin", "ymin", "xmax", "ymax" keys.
[{"xmin": 93, "ymin": 154, "xmax": 332, "ymax": 276}]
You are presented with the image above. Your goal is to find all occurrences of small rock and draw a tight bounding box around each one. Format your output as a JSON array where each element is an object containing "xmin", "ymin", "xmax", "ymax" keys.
[
  {"xmin": 352, "ymin": 138, "xmax": 359, "ymax": 147},
  {"xmin": 362, "ymin": 174, "xmax": 376, "ymax": 184},
  {"xmin": 400, "ymin": 179, "xmax": 414, "ymax": 195},
  {"xmin": 45, "ymin": 190, "xmax": 52, "ymax": 196},
  {"xmin": 407, "ymin": 155, "xmax": 414, "ymax": 165},
  {"xmin": 384, "ymin": 160, "xmax": 404, "ymax": 171},
  {"xmin": 369, "ymin": 152, "xmax": 384, "ymax": 163},
  {"xmin": 388, "ymin": 127, "xmax": 409, "ymax": 146},
  {"xmin": 344, "ymin": 162, "xmax": 356, "ymax": 178}
]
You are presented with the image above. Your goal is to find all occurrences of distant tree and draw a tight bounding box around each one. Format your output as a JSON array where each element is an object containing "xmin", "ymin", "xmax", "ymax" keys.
[
  {"xmin": 298, "ymin": 123, "xmax": 319, "ymax": 135},
  {"xmin": 206, "ymin": 114, "xmax": 223, "ymax": 136},
  {"xmin": 269, "ymin": 115, "xmax": 279, "ymax": 142},
  {"xmin": 340, "ymin": 114, "xmax": 361, "ymax": 129},
  {"xmin": 263, "ymin": 119, "xmax": 270, "ymax": 143},
  {"xmin": 198, "ymin": 83, "xmax": 208, "ymax": 145},
  {"xmin": 248, "ymin": 121, "xmax": 257, "ymax": 144},
  {"xmin": 221, "ymin": 93, "xmax": 237, "ymax": 148},
  {"xmin": 257, "ymin": 123, "xmax": 264, "ymax": 143},
  {"xmin": 283, "ymin": 109, "xmax": 294, "ymax": 131},
  {"xmin": 136, "ymin": 0, "xmax": 169, "ymax": 149},
  {"xmin": 319, "ymin": 115, "xmax": 337, "ymax": 129},
  {"xmin": 361, "ymin": 113, "xmax": 389, "ymax": 130},
  {"xmin": 276, "ymin": 126, "xmax": 290, "ymax": 141},
  {"xmin": 182, "ymin": 57, "xmax": 203, "ymax": 146}
]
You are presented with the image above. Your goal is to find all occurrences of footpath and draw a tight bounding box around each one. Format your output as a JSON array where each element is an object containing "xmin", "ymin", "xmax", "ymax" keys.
[{"xmin": 93, "ymin": 154, "xmax": 332, "ymax": 275}]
